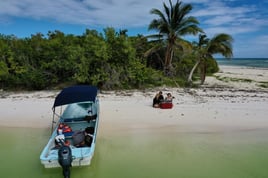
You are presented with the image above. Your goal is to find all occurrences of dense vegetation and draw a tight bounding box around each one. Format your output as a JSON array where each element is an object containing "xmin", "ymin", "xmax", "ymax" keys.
[{"xmin": 0, "ymin": 0, "xmax": 233, "ymax": 91}]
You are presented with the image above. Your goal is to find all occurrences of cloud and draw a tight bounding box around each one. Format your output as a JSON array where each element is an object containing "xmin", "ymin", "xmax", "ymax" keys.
[
  {"xmin": 0, "ymin": 0, "xmax": 267, "ymax": 57},
  {"xmin": 233, "ymin": 36, "xmax": 268, "ymax": 57},
  {"xmin": 0, "ymin": 0, "xmax": 164, "ymax": 28},
  {"xmin": 1, "ymin": 0, "xmax": 267, "ymax": 31},
  {"xmin": 251, "ymin": 35, "xmax": 268, "ymax": 47},
  {"xmin": 193, "ymin": 1, "xmax": 260, "ymax": 30}
]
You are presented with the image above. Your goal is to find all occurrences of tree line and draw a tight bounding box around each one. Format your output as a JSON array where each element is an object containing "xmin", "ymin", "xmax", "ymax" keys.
[{"xmin": 0, "ymin": 0, "xmax": 233, "ymax": 91}]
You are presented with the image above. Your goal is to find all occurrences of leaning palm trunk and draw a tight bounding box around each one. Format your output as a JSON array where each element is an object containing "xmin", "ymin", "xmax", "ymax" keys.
[
  {"xmin": 187, "ymin": 58, "xmax": 201, "ymax": 83},
  {"xmin": 200, "ymin": 60, "xmax": 207, "ymax": 85}
]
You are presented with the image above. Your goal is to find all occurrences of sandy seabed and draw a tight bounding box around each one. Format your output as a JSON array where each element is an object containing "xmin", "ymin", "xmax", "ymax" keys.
[{"xmin": 0, "ymin": 65, "xmax": 267, "ymax": 134}]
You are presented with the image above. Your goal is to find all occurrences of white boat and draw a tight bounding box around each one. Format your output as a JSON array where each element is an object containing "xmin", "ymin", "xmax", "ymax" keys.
[{"xmin": 40, "ymin": 85, "xmax": 99, "ymax": 177}]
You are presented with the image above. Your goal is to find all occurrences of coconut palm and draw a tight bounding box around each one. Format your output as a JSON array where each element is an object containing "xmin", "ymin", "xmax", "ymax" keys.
[
  {"xmin": 188, "ymin": 33, "xmax": 234, "ymax": 84},
  {"xmin": 148, "ymin": 0, "xmax": 202, "ymax": 76}
]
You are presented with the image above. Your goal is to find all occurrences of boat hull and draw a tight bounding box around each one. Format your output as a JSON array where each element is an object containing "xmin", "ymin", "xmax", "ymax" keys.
[
  {"xmin": 41, "ymin": 150, "xmax": 94, "ymax": 168},
  {"xmin": 40, "ymin": 99, "xmax": 99, "ymax": 168}
]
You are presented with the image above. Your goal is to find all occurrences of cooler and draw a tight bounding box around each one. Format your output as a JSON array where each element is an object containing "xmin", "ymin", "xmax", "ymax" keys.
[{"xmin": 160, "ymin": 102, "xmax": 173, "ymax": 109}]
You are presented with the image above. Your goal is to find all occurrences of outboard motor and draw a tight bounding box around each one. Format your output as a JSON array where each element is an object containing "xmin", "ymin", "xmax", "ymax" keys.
[{"xmin": 58, "ymin": 145, "xmax": 73, "ymax": 178}]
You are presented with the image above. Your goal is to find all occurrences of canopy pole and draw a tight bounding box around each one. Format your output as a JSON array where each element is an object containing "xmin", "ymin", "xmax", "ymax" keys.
[{"xmin": 51, "ymin": 108, "xmax": 56, "ymax": 134}]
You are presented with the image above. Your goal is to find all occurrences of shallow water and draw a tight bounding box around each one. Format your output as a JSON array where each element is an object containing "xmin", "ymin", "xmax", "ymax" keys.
[
  {"xmin": 216, "ymin": 58, "xmax": 268, "ymax": 68},
  {"xmin": 1, "ymin": 127, "xmax": 268, "ymax": 178}
]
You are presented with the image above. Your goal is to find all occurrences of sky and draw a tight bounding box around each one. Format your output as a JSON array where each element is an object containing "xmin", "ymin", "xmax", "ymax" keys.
[{"xmin": 0, "ymin": 0, "xmax": 268, "ymax": 58}]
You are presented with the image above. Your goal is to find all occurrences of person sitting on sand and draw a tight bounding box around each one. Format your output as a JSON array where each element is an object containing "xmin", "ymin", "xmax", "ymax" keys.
[
  {"xmin": 165, "ymin": 93, "xmax": 174, "ymax": 102},
  {"xmin": 153, "ymin": 91, "xmax": 164, "ymax": 108}
]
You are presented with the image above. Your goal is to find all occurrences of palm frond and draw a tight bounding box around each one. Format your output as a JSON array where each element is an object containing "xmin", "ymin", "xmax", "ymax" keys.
[
  {"xmin": 149, "ymin": 8, "xmax": 168, "ymax": 27},
  {"xmin": 164, "ymin": 1, "xmax": 171, "ymax": 23},
  {"xmin": 208, "ymin": 33, "xmax": 234, "ymax": 58},
  {"xmin": 148, "ymin": 0, "xmax": 202, "ymax": 74},
  {"xmin": 144, "ymin": 43, "xmax": 164, "ymax": 58}
]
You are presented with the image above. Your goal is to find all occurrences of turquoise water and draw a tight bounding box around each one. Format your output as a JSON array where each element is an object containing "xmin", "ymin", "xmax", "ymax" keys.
[
  {"xmin": 216, "ymin": 58, "xmax": 268, "ymax": 68},
  {"xmin": 1, "ymin": 127, "xmax": 268, "ymax": 178}
]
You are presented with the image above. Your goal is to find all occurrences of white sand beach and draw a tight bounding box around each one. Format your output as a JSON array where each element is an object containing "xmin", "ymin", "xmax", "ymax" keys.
[
  {"xmin": 0, "ymin": 65, "xmax": 267, "ymax": 134},
  {"xmin": 205, "ymin": 65, "xmax": 268, "ymax": 90}
]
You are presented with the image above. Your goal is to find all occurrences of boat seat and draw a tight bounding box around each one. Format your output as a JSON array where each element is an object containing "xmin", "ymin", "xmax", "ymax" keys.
[
  {"xmin": 63, "ymin": 131, "xmax": 74, "ymax": 138},
  {"xmin": 84, "ymin": 114, "xmax": 97, "ymax": 122},
  {"xmin": 63, "ymin": 114, "xmax": 97, "ymax": 123},
  {"xmin": 63, "ymin": 117, "xmax": 85, "ymax": 123}
]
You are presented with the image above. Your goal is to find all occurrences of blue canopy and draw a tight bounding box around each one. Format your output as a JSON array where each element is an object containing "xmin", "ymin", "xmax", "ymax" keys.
[{"xmin": 53, "ymin": 85, "xmax": 98, "ymax": 108}]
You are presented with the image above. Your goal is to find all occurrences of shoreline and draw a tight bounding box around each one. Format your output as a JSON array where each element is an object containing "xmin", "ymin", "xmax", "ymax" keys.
[
  {"xmin": 218, "ymin": 64, "xmax": 268, "ymax": 70},
  {"xmin": 0, "ymin": 65, "xmax": 267, "ymax": 133}
]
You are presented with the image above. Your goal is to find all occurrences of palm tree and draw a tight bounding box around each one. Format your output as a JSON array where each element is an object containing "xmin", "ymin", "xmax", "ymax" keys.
[
  {"xmin": 188, "ymin": 33, "xmax": 234, "ymax": 84},
  {"xmin": 148, "ymin": 0, "xmax": 202, "ymax": 76}
]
